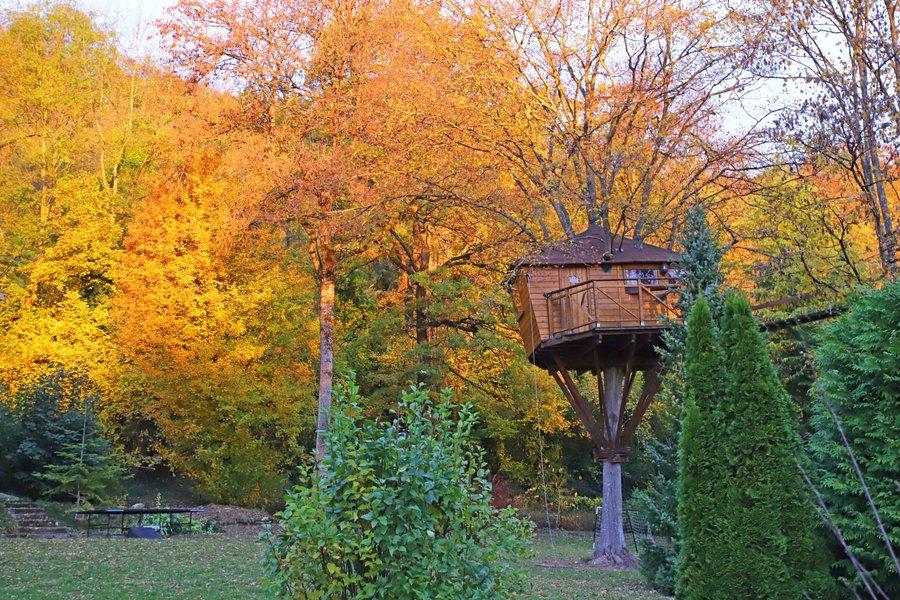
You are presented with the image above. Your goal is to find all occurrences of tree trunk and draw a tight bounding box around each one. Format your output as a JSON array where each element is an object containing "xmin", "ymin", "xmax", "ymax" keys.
[
  {"xmin": 315, "ymin": 220, "xmax": 336, "ymax": 463},
  {"xmin": 413, "ymin": 219, "xmax": 430, "ymax": 348},
  {"xmin": 592, "ymin": 367, "xmax": 637, "ymax": 567}
]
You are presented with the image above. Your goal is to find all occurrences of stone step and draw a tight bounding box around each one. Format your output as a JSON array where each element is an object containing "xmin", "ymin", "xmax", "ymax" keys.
[
  {"xmin": 8, "ymin": 509, "xmax": 45, "ymax": 516},
  {"xmin": 3, "ymin": 501, "xmax": 76, "ymax": 539},
  {"xmin": 15, "ymin": 518, "xmax": 61, "ymax": 527},
  {"xmin": 19, "ymin": 526, "xmax": 72, "ymax": 534}
]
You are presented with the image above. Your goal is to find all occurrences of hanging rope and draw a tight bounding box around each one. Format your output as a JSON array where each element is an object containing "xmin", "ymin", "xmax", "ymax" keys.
[{"xmin": 531, "ymin": 367, "xmax": 555, "ymax": 547}]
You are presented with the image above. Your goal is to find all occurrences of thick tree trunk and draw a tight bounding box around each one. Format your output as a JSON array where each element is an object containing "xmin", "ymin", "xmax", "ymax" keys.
[
  {"xmin": 315, "ymin": 221, "xmax": 336, "ymax": 463},
  {"xmin": 592, "ymin": 367, "xmax": 637, "ymax": 567}
]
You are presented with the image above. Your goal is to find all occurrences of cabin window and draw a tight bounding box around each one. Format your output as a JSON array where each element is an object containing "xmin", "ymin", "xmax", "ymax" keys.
[
  {"xmin": 625, "ymin": 269, "xmax": 659, "ymax": 287},
  {"xmin": 568, "ymin": 274, "xmax": 581, "ymax": 285}
]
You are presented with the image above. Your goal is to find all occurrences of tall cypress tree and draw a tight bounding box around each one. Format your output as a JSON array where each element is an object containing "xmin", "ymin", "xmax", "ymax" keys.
[
  {"xmin": 675, "ymin": 297, "xmax": 730, "ymax": 599},
  {"xmin": 719, "ymin": 292, "xmax": 834, "ymax": 598}
]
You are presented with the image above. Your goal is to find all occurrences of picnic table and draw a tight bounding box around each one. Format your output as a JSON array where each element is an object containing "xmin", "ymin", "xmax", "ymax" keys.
[{"xmin": 75, "ymin": 507, "xmax": 204, "ymax": 537}]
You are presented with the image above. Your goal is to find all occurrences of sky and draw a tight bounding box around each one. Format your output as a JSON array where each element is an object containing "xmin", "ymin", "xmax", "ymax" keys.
[
  {"xmin": 0, "ymin": 0, "xmax": 800, "ymax": 136},
  {"xmin": 1, "ymin": 0, "xmax": 176, "ymax": 56}
]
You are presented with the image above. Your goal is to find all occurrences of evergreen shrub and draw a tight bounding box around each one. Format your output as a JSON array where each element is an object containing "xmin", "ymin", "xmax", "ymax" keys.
[{"xmin": 811, "ymin": 282, "xmax": 900, "ymax": 595}]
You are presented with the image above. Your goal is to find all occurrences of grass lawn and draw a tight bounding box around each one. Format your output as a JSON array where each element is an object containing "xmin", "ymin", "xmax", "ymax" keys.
[{"xmin": 0, "ymin": 530, "xmax": 666, "ymax": 599}]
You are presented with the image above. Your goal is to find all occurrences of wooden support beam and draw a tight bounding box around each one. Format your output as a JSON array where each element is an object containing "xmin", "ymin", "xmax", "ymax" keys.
[
  {"xmin": 616, "ymin": 338, "xmax": 637, "ymax": 442},
  {"xmin": 593, "ymin": 348, "xmax": 612, "ymax": 443},
  {"xmin": 619, "ymin": 368, "xmax": 662, "ymax": 448},
  {"xmin": 550, "ymin": 358, "xmax": 607, "ymax": 451}
]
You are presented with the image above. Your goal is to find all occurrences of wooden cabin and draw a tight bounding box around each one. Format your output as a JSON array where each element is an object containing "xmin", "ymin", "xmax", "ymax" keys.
[{"xmin": 509, "ymin": 223, "xmax": 681, "ymax": 372}]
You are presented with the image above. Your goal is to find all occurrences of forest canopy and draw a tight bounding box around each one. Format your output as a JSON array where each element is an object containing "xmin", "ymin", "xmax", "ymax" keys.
[{"xmin": 0, "ymin": 0, "xmax": 896, "ymax": 507}]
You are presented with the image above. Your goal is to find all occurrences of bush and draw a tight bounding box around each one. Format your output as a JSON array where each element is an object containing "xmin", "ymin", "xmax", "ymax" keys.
[{"xmin": 262, "ymin": 380, "xmax": 534, "ymax": 599}]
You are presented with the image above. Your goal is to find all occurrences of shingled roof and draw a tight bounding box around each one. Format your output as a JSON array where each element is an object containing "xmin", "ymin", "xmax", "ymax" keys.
[{"xmin": 517, "ymin": 223, "xmax": 680, "ymax": 266}]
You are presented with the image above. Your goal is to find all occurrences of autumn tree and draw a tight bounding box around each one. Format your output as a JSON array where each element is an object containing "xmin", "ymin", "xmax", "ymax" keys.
[
  {"xmin": 728, "ymin": 169, "xmax": 880, "ymax": 300},
  {"xmin": 0, "ymin": 3, "xmax": 177, "ymax": 406},
  {"xmin": 163, "ymin": 0, "xmax": 415, "ymax": 461},
  {"xmin": 448, "ymin": 0, "xmax": 765, "ymax": 246},
  {"xmin": 0, "ymin": 5, "xmax": 123, "ymax": 402},
  {"xmin": 758, "ymin": 0, "xmax": 899, "ymax": 277},
  {"xmin": 112, "ymin": 150, "xmax": 317, "ymax": 505}
]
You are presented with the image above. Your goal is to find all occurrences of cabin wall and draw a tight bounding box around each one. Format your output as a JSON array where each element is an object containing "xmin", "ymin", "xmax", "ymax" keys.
[
  {"xmin": 511, "ymin": 274, "xmax": 542, "ymax": 356},
  {"xmin": 515, "ymin": 265, "xmax": 624, "ymax": 346}
]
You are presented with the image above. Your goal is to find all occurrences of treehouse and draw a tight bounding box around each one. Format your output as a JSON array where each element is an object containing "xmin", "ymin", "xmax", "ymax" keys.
[
  {"xmin": 507, "ymin": 223, "xmax": 681, "ymax": 566},
  {"xmin": 509, "ymin": 222, "xmax": 681, "ymax": 372}
]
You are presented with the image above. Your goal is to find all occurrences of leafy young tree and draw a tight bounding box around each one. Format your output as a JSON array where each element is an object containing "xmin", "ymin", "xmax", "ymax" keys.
[
  {"xmin": 810, "ymin": 282, "xmax": 900, "ymax": 596},
  {"xmin": 262, "ymin": 379, "xmax": 533, "ymax": 599},
  {"xmin": 718, "ymin": 292, "xmax": 834, "ymax": 598}
]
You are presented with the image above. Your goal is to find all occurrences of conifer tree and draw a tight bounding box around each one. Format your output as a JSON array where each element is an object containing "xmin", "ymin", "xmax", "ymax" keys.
[
  {"xmin": 676, "ymin": 206, "xmax": 726, "ymax": 316},
  {"xmin": 718, "ymin": 292, "xmax": 833, "ymax": 598},
  {"xmin": 675, "ymin": 297, "xmax": 730, "ymax": 599},
  {"xmin": 811, "ymin": 282, "xmax": 900, "ymax": 596}
]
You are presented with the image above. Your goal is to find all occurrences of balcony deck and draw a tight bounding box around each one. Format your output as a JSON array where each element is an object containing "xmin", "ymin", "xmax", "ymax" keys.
[{"xmin": 530, "ymin": 278, "xmax": 681, "ymax": 371}]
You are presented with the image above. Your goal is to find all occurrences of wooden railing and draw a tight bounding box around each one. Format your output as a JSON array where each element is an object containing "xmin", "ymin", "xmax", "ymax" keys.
[{"xmin": 545, "ymin": 278, "xmax": 681, "ymax": 337}]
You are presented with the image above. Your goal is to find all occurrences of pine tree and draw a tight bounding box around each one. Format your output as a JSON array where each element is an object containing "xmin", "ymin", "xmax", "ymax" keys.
[
  {"xmin": 675, "ymin": 297, "xmax": 730, "ymax": 599},
  {"xmin": 676, "ymin": 205, "xmax": 726, "ymax": 316},
  {"xmin": 719, "ymin": 292, "xmax": 834, "ymax": 598},
  {"xmin": 38, "ymin": 397, "xmax": 128, "ymax": 507}
]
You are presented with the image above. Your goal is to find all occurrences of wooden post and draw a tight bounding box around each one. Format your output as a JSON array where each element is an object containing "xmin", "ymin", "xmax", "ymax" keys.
[
  {"xmin": 593, "ymin": 366, "xmax": 638, "ymax": 567},
  {"xmin": 638, "ymin": 284, "xmax": 644, "ymax": 325}
]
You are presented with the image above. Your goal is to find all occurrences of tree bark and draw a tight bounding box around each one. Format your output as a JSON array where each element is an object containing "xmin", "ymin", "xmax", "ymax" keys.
[
  {"xmin": 593, "ymin": 367, "xmax": 637, "ymax": 567},
  {"xmin": 315, "ymin": 219, "xmax": 336, "ymax": 463}
]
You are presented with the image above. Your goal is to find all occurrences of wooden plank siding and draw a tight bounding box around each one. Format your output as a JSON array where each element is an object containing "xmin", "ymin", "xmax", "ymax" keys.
[{"xmin": 512, "ymin": 274, "xmax": 542, "ymax": 356}]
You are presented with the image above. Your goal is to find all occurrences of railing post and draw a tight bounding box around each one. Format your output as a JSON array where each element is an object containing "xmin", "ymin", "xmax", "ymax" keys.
[{"xmin": 638, "ymin": 283, "xmax": 644, "ymax": 325}]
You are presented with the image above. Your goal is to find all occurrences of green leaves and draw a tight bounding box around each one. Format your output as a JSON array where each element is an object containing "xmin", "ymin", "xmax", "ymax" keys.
[{"xmin": 262, "ymin": 378, "xmax": 533, "ymax": 599}]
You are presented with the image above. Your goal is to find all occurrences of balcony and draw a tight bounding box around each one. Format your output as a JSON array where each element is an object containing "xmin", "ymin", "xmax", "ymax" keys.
[{"xmin": 545, "ymin": 278, "xmax": 681, "ymax": 338}]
